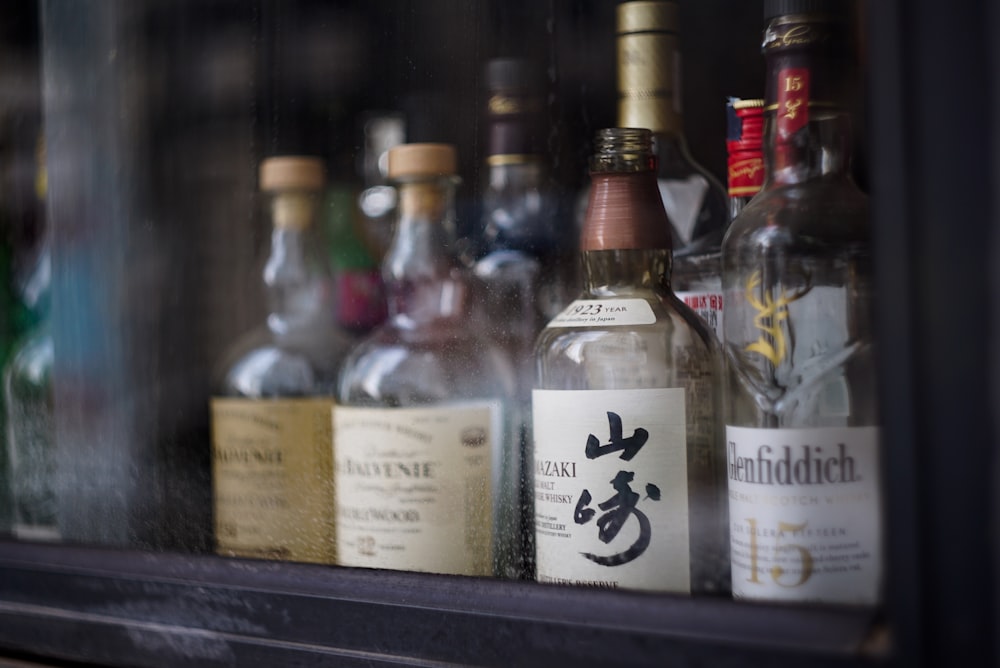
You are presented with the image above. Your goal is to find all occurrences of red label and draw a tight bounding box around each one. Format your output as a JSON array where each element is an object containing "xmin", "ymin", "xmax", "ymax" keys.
[
  {"xmin": 727, "ymin": 154, "xmax": 764, "ymax": 197},
  {"xmin": 776, "ymin": 68, "xmax": 810, "ymax": 141}
]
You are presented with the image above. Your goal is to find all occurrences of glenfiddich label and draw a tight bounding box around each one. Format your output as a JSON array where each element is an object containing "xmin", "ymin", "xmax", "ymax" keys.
[
  {"xmin": 532, "ymin": 388, "xmax": 690, "ymax": 592},
  {"xmin": 334, "ymin": 403, "xmax": 497, "ymax": 576},
  {"xmin": 726, "ymin": 425, "xmax": 881, "ymax": 604},
  {"xmin": 210, "ymin": 397, "xmax": 335, "ymax": 564}
]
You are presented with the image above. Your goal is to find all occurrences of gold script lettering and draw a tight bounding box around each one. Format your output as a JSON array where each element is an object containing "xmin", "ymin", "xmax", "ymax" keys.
[{"xmin": 744, "ymin": 270, "xmax": 810, "ymax": 366}]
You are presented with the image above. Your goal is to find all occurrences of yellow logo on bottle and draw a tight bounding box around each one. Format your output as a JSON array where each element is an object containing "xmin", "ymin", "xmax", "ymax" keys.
[{"xmin": 745, "ymin": 270, "xmax": 810, "ymax": 366}]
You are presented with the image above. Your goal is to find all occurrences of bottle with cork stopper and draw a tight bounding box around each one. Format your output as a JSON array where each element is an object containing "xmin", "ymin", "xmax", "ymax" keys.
[
  {"xmin": 335, "ymin": 143, "xmax": 523, "ymax": 580},
  {"xmin": 209, "ymin": 155, "xmax": 353, "ymax": 565}
]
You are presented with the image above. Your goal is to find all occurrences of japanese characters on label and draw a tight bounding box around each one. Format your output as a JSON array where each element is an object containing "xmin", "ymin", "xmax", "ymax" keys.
[{"xmin": 532, "ymin": 388, "xmax": 690, "ymax": 592}]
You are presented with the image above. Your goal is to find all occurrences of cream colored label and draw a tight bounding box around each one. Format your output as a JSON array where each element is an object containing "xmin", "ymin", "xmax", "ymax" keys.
[
  {"xmin": 547, "ymin": 299, "xmax": 656, "ymax": 328},
  {"xmin": 532, "ymin": 388, "xmax": 690, "ymax": 593},
  {"xmin": 727, "ymin": 426, "xmax": 882, "ymax": 604},
  {"xmin": 334, "ymin": 403, "xmax": 497, "ymax": 576},
  {"xmin": 210, "ymin": 397, "xmax": 335, "ymax": 564}
]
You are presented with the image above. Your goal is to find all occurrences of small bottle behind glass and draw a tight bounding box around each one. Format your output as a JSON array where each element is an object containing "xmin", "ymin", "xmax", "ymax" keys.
[
  {"xmin": 722, "ymin": 0, "xmax": 881, "ymax": 605},
  {"xmin": 336, "ymin": 144, "xmax": 520, "ymax": 578},
  {"xmin": 533, "ymin": 128, "xmax": 728, "ymax": 595},
  {"xmin": 211, "ymin": 156, "xmax": 354, "ymax": 564}
]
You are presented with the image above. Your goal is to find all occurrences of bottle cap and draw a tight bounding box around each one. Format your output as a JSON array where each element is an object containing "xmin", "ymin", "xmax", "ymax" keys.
[
  {"xmin": 259, "ymin": 156, "xmax": 325, "ymax": 192},
  {"xmin": 387, "ymin": 143, "xmax": 457, "ymax": 180},
  {"xmin": 764, "ymin": 0, "xmax": 849, "ymax": 21},
  {"xmin": 616, "ymin": 1, "xmax": 678, "ymax": 35}
]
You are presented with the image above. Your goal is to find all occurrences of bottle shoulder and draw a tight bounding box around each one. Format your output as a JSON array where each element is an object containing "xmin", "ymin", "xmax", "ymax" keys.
[
  {"xmin": 534, "ymin": 289, "xmax": 719, "ymax": 391},
  {"xmin": 217, "ymin": 323, "xmax": 354, "ymax": 399},
  {"xmin": 338, "ymin": 318, "xmax": 517, "ymax": 406},
  {"xmin": 723, "ymin": 179, "xmax": 870, "ymax": 251}
]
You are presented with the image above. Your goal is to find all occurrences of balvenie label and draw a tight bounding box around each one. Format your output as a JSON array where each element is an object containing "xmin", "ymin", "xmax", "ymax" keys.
[
  {"xmin": 210, "ymin": 397, "xmax": 335, "ymax": 564},
  {"xmin": 334, "ymin": 403, "xmax": 497, "ymax": 576}
]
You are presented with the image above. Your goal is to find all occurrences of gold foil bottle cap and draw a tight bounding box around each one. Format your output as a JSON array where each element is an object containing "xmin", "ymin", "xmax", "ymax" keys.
[
  {"xmin": 259, "ymin": 156, "xmax": 325, "ymax": 192},
  {"xmin": 387, "ymin": 143, "xmax": 457, "ymax": 180},
  {"xmin": 616, "ymin": 1, "xmax": 681, "ymax": 135},
  {"xmin": 616, "ymin": 0, "xmax": 678, "ymax": 34}
]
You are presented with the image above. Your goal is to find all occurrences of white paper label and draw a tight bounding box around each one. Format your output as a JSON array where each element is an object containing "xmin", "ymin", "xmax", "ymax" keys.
[
  {"xmin": 675, "ymin": 289, "xmax": 724, "ymax": 341},
  {"xmin": 532, "ymin": 388, "xmax": 690, "ymax": 592},
  {"xmin": 726, "ymin": 425, "xmax": 882, "ymax": 604},
  {"xmin": 546, "ymin": 299, "xmax": 656, "ymax": 328},
  {"xmin": 334, "ymin": 403, "xmax": 497, "ymax": 576}
]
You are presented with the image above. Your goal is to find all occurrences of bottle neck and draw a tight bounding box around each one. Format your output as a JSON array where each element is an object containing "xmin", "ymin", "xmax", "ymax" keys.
[
  {"xmin": 383, "ymin": 178, "xmax": 467, "ymax": 323},
  {"xmin": 761, "ymin": 15, "xmax": 854, "ymax": 187},
  {"xmin": 486, "ymin": 158, "xmax": 546, "ymax": 191},
  {"xmin": 616, "ymin": 16, "xmax": 684, "ymax": 136},
  {"xmin": 263, "ymin": 192, "xmax": 329, "ymax": 338},
  {"xmin": 763, "ymin": 110, "xmax": 853, "ymax": 186},
  {"xmin": 581, "ymin": 169, "xmax": 673, "ymax": 292}
]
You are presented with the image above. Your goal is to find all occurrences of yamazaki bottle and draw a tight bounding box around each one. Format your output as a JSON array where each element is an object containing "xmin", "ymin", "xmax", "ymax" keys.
[
  {"xmin": 532, "ymin": 128, "xmax": 729, "ymax": 595},
  {"xmin": 722, "ymin": 0, "xmax": 882, "ymax": 605}
]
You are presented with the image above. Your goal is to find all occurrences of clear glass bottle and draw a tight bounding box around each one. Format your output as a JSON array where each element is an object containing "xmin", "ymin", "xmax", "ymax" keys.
[
  {"xmin": 616, "ymin": 1, "xmax": 730, "ymax": 338},
  {"xmin": 211, "ymin": 156, "xmax": 354, "ymax": 564},
  {"xmin": 533, "ymin": 128, "xmax": 728, "ymax": 595},
  {"xmin": 721, "ymin": 0, "xmax": 881, "ymax": 605},
  {"xmin": 336, "ymin": 143, "xmax": 520, "ymax": 578}
]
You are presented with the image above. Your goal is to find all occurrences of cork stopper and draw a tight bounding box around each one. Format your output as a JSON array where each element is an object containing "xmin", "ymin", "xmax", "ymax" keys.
[
  {"xmin": 259, "ymin": 156, "xmax": 325, "ymax": 192},
  {"xmin": 387, "ymin": 144, "xmax": 457, "ymax": 180}
]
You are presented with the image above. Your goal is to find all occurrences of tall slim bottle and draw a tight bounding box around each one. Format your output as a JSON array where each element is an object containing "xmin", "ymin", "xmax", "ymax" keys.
[
  {"xmin": 336, "ymin": 144, "xmax": 520, "ymax": 578},
  {"xmin": 722, "ymin": 0, "xmax": 881, "ymax": 605},
  {"xmin": 533, "ymin": 128, "xmax": 727, "ymax": 594},
  {"xmin": 211, "ymin": 156, "xmax": 354, "ymax": 564},
  {"xmin": 616, "ymin": 1, "xmax": 730, "ymax": 340}
]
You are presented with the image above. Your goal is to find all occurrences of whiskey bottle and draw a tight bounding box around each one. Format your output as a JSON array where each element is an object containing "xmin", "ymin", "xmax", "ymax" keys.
[
  {"xmin": 616, "ymin": 1, "xmax": 729, "ymax": 341},
  {"xmin": 722, "ymin": 0, "xmax": 881, "ymax": 605},
  {"xmin": 533, "ymin": 128, "xmax": 728, "ymax": 594},
  {"xmin": 471, "ymin": 57, "xmax": 572, "ymax": 578},
  {"xmin": 211, "ymin": 156, "xmax": 354, "ymax": 564},
  {"xmin": 335, "ymin": 144, "xmax": 520, "ymax": 578}
]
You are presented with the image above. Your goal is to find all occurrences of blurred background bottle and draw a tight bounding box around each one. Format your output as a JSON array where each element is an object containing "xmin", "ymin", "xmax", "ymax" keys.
[
  {"xmin": 4, "ymin": 136, "xmax": 54, "ymax": 541},
  {"xmin": 324, "ymin": 179, "xmax": 386, "ymax": 337},
  {"xmin": 616, "ymin": 0, "xmax": 729, "ymax": 341},
  {"xmin": 722, "ymin": 0, "xmax": 880, "ymax": 605},
  {"xmin": 356, "ymin": 112, "xmax": 406, "ymax": 265},
  {"xmin": 336, "ymin": 143, "xmax": 521, "ymax": 579},
  {"xmin": 533, "ymin": 128, "xmax": 727, "ymax": 594},
  {"xmin": 210, "ymin": 156, "xmax": 354, "ymax": 564}
]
